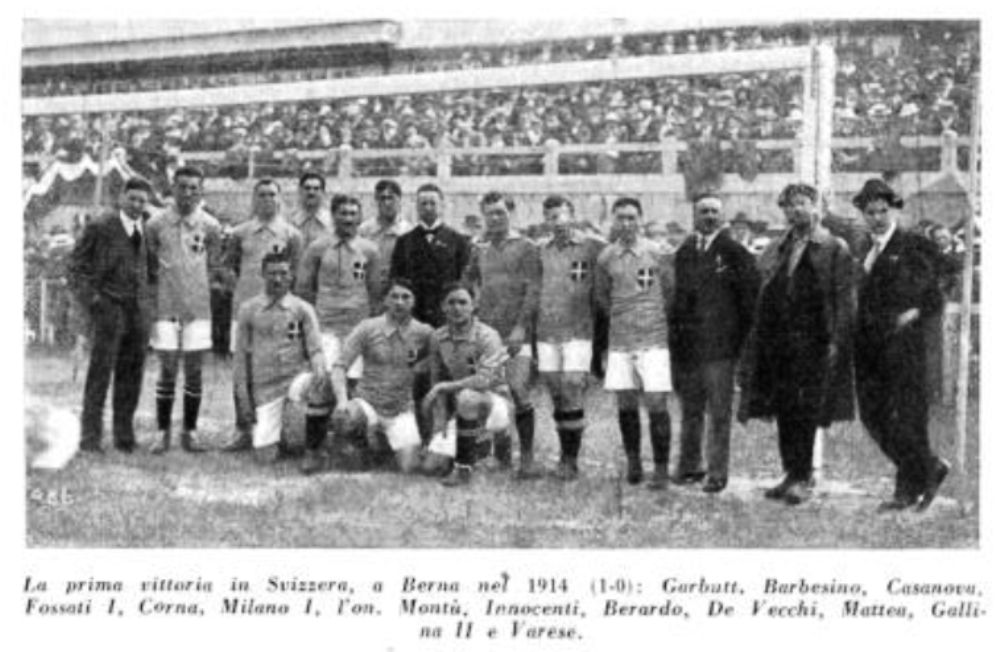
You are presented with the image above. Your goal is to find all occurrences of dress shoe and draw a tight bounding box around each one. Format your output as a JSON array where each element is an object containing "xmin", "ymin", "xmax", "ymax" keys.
[
  {"xmin": 300, "ymin": 449, "xmax": 327, "ymax": 476},
  {"xmin": 670, "ymin": 470, "xmax": 706, "ymax": 486},
  {"xmin": 626, "ymin": 457, "xmax": 644, "ymax": 485},
  {"xmin": 782, "ymin": 481, "xmax": 812, "ymax": 506},
  {"xmin": 647, "ymin": 467, "xmax": 670, "ymax": 491},
  {"xmin": 515, "ymin": 455, "xmax": 544, "ymax": 481},
  {"xmin": 180, "ymin": 430, "xmax": 207, "ymax": 454},
  {"xmin": 702, "ymin": 477, "xmax": 728, "ymax": 494},
  {"xmin": 150, "ymin": 430, "xmax": 171, "ymax": 455},
  {"xmin": 878, "ymin": 494, "xmax": 919, "ymax": 512},
  {"xmin": 764, "ymin": 476, "xmax": 797, "ymax": 501},
  {"xmin": 551, "ymin": 459, "xmax": 579, "ymax": 482},
  {"xmin": 221, "ymin": 430, "xmax": 252, "ymax": 453},
  {"xmin": 79, "ymin": 442, "xmax": 104, "ymax": 455},
  {"xmin": 917, "ymin": 458, "xmax": 951, "ymax": 512},
  {"xmin": 441, "ymin": 464, "xmax": 472, "ymax": 487}
]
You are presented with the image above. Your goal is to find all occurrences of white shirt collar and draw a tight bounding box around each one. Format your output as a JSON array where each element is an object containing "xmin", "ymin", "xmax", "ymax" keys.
[
  {"xmin": 873, "ymin": 221, "xmax": 898, "ymax": 253},
  {"xmin": 120, "ymin": 210, "xmax": 143, "ymax": 236},
  {"xmin": 419, "ymin": 219, "xmax": 443, "ymax": 232}
]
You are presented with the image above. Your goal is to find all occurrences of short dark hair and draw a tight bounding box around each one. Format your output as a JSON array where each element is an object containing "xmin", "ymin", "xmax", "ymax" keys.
[
  {"xmin": 612, "ymin": 196, "xmax": 643, "ymax": 216},
  {"xmin": 331, "ymin": 194, "xmax": 361, "ymax": 213},
  {"xmin": 777, "ymin": 183, "xmax": 819, "ymax": 208},
  {"xmin": 374, "ymin": 179, "xmax": 402, "ymax": 198},
  {"xmin": 261, "ymin": 251, "xmax": 291, "ymax": 270},
  {"xmin": 124, "ymin": 178, "xmax": 153, "ymax": 195},
  {"xmin": 254, "ymin": 177, "xmax": 280, "ymax": 194},
  {"xmin": 480, "ymin": 191, "xmax": 515, "ymax": 212},
  {"xmin": 542, "ymin": 195, "xmax": 573, "ymax": 213},
  {"xmin": 440, "ymin": 281, "xmax": 475, "ymax": 303},
  {"xmin": 416, "ymin": 183, "xmax": 443, "ymax": 198},
  {"xmin": 173, "ymin": 165, "xmax": 204, "ymax": 183},
  {"xmin": 299, "ymin": 172, "xmax": 326, "ymax": 190},
  {"xmin": 386, "ymin": 277, "xmax": 417, "ymax": 297}
]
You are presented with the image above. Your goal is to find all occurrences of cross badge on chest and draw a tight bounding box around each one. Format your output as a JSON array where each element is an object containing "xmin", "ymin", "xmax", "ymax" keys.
[
  {"xmin": 406, "ymin": 347, "xmax": 419, "ymax": 366},
  {"xmin": 286, "ymin": 320, "xmax": 304, "ymax": 341},
  {"xmin": 570, "ymin": 260, "xmax": 588, "ymax": 282},
  {"xmin": 637, "ymin": 267, "xmax": 657, "ymax": 290},
  {"xmin": 188, "ymin": 232, "xmax": 205, "ymax": 255},
  {"xmin": 352, "ymin": 260, "xmax": 366, "ymax": 281}
]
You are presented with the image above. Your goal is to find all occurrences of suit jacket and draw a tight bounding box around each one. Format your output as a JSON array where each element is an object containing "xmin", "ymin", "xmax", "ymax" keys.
[
  {"xmin": 855, "ymin": 228, "xmax": 944, "ymax": 384},
  {"xmin": 70, "ymin": 211, "xmax": 156, "ymax": 327},
  {"xmin": 389, "ymin": 223, "xmax": 470, "ymax": 327},
  {"xmin": 739, "ymin": 224, "xmax": 856, "ymax": 425},
  {"xmin": 669, "ymin": 230, "xmax": 759, "ymax": 371}
]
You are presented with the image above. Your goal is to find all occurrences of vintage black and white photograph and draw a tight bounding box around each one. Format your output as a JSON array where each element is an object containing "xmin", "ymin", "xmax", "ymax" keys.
[{"xmin": 21, "ymin": 15, "xmax": 982, "ymax": 550}]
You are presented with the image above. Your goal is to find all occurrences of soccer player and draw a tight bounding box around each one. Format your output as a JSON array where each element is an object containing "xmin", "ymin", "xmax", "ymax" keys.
[
  {"xmin": 222, "ymin": 178, "xmax": 304, "ymax": 452},
  {"xmin": 537, "ymin": 195, "xmax": 606, "ymax": 480},
  {"xmin": 359, "ymin": 179, "xmax": 412, "ymax": 290},
  {"xmin": 464, "ymin": 191, "xmax": 543, "ymax": 478},
  {"xmin": 146, "ymin": 166, "xmax": 222, "ymax": 454},
  {"xmin": 314, "ymin": 279, "xmax": 435, "ymax": 475},
  {"xmin": 290, "ymin": 172, "xmax": 332, "ymax": 248},
  {"xmin": 595, "ymin": 197, "xmax": 676, "ymax": 489},
  {"xmin": 421, "ymin": 283, "xmax": 512, "ymax": 487},
  {"xmin": 295, "ymin": 194, "xmax": 381, "ymax": 377},
  {"xmin": 233, "ymin": 253, "xmax": 328, "ymax": 463}
]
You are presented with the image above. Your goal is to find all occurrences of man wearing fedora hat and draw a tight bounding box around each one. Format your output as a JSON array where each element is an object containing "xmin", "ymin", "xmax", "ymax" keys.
[{"xmin": 853, "ymin": 178, "xmax": 948, "ymax": 511}]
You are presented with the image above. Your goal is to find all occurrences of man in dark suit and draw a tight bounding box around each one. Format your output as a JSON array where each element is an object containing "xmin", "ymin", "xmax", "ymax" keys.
[
  {"xmin": 389, "ymin": 183, "xmax": 470, "ymax": 445},
  {"xmin": 853, "ymin": 179, "xmax": 948, "ymax": 511},
  {"xmin": 669, "ymin": 193, "xmax": 759, "ymax": 493},
  {"xmin": 389, "ymin": 183, "xmax": 470, "ymax": 328},
  {"xmin": 71, "ymin": 178, "xmax": 156, "ymax": 453}
]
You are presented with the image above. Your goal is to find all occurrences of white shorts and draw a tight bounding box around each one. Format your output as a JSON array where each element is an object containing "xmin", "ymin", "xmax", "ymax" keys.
[
  {"xmin": 253, "ymin": 397, "xmax": 286, "ymax": 449},
  {"xmin": 353, "ymin": 398, "xmax": 421, "ymax": 452},
  {"xmin": 151, "ymin": 318, "xmax": 212, "ymax": 352},
  {"xmin": 537, "ymin": 340, "xmax": 593, "ymax": 373},
  {"xmin": 322, "ymin": 331, "xmax": 363, "ymax": 380},
  {"xmin": 604, "ymin": 348, "xmax": 673, "ymax": 393},
  {"xmin": 426, "ymin": 393, "xmax": 511, "ymax": 458}
]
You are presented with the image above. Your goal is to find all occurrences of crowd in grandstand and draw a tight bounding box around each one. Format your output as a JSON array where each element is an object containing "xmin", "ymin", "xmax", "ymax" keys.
[{"xmin": 23, "ymin": 23, "xmax": 978, "ymax": 180}]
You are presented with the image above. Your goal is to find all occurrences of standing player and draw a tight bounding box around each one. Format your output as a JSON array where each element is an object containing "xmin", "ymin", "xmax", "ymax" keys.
[
  {"xmin": 222, "ymin": 178, "xmax": 304, "ymax": 452},
  {"xmin": 595, "ymin": 197, "xmax": 676, "ymax": 489},
  {"xmin": 294, "ymin": 194, "xmax": 382, "ymax": 469},
  {"xmin": 234, "ymin": 252, "xmax": 328, "ymax": 463},
  {"xmin": 360, "ymin": 179, "xmax": 412, "ymax": 291},
  {"xmin": 319, "ymin": 279, "xmax": 434, "ymax": 475},
  {"xmin": 537, "ymin": 195, "xmax": 606, "ymax": 480},
  {"xmin": 290, "ymin": 172, "xmax": 332, "ymax": 249},
  {"xmin": 465, "ymin": 191, "xmax": 543, "ymax": 477},
  {"xmin": 146, "ymin": 166, "xmax": 222, "ymax": 454},
  {"xmin": 422, "ymin": 283, "xmax": 512, "ymax": 487}
]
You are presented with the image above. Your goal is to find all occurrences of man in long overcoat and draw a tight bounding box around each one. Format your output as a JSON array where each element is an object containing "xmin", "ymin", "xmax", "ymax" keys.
[{"xmin": 739, "ymin": 183, "xmax": 856, "ymax": 505}]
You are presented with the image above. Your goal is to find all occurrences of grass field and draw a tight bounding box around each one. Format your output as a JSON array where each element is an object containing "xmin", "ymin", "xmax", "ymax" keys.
[{"xmin": 25, "ymin": 352, "xmax": 980, "ymax": 548}]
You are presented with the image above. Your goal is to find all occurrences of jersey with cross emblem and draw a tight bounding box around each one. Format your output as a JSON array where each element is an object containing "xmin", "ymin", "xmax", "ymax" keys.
[
  {"xmin": 538, "ymin": 234, "xmax": 605, "ymax": 343},
  {"xmin": 228, "ymin": 217, "xmax": 304, "ymax": 319},
  {"xmin": 295, "ymin": 234, "xmax": 381, "ymax": 338},
  {"xmin": 597, "ymin": 238, "xmax": 674, "ymax": 350}
]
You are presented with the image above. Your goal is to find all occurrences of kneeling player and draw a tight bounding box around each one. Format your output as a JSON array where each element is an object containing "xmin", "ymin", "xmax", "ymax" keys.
[
  {"xmin": 310, "ymin": 279, "xmax": 434, "ymax": 475},
  {"xmin": 234, "ymin": 253, "xmax": 329, "ymax": 463},
  {"xmin": 421, "ymin": 283, "xmax": 512, "ymax": 486},
  {"xmin": 537, "ymin": 195, "xmax": 606, "ymax": 480}
]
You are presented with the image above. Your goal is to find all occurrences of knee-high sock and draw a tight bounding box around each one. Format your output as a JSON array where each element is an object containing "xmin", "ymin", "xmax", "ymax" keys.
[
  {"xmin": 617, "ymin": 409, "xmax": 641, "ymax": 460},
  {"xmin": 515, "ymin": 406, "xmax": 535, "ymax": 456},
  {"xmin": 649, "ymin": 410, "xmax": 672, "ymax": 468}
]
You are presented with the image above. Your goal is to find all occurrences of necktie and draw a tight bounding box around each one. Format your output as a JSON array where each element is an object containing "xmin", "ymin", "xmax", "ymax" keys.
[
  {"xmin": 787, "ymin": 237, "xmax": 807, "ymax": 277},
  {"xmin": 864, "ymin": 238, "xmax": 883, "ymax": 273},
  {"xmin": 130, "ymin": 225, "xmax": 142, "ymax": 250}
]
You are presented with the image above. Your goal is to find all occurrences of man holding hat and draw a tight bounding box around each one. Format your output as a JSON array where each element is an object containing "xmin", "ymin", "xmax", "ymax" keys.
[{"xmin": 853, "ymin": 178, "xmax": 948, "ymax": 511}]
